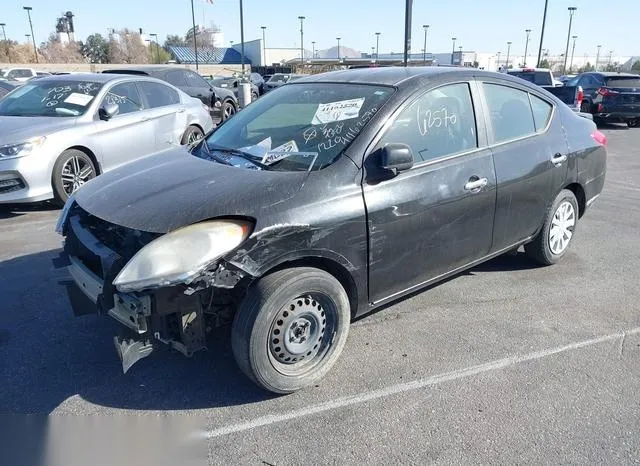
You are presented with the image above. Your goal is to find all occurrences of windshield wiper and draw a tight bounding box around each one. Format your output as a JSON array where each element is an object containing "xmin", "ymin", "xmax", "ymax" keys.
[{"xmin": 208, "ymin": 144, "xmax": 271, "ymax": 170}]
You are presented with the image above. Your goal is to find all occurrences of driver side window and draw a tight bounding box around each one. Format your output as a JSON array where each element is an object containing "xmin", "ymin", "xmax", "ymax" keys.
[
  {"xmin": 102, "ymin": 82, "xmax": 142, "ymax": 115},
  {"xmin": 379, "ymin": 83, "xmax": 478, "ymax": 163}
]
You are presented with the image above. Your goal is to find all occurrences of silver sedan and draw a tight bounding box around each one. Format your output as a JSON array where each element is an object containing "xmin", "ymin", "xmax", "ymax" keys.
[{"xmin": 0, "ymin": 73, "xmax": 214, "ymax": 204}]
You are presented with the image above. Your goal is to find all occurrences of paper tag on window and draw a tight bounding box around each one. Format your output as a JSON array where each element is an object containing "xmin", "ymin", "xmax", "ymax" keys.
[
  {"xmin": 64, "ymin": 93, "xmax": 94, "ymax": 106},
  {"xmin": 311, "ymin": 97, "xmax": 365, "ymax": 125},
  {"xmin": 262, "ymin": 140, "xmax": 299, "ymax": 165}
]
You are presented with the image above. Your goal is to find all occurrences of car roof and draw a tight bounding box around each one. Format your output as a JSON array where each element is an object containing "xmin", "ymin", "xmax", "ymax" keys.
[
  {"xmin": 595, "ymin": 72, "xmax": 640, "ymax": 77},
  {"xmin": 294, "ymin": 66, "xmax": 486, "ymax": 87},
  {"xmin": 102, "ymin": 66, "xmax": 183, "ymax": 75},
  {"xmin": 30, "ymin": 73, "xmax": 123, "ymax": 83}
]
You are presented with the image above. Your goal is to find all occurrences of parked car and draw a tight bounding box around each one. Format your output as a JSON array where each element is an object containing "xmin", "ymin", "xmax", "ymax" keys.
[
  {"xmin": 263, "ymin": 73, "xmax": 304, "ymax": 92},
  {"xmin": 507, "ymin": 67, "xmax": 563, "ymax": 88},
  {"xmin": 0, "ymin": 80, "xmax": 18, "ymax": 98},
  {"xmin": 0, "ymin": 67, "xmax": 37, "ymax": 82},
  {"xmin": 249, "ymin": 72, "xmax": 266, "ymax": 95},
  {"xmin": 0, "ymin": 73, "xmax": 214, "ymax": 204},
  {"xmin": 102, "ymin": 66, "xmax": 238, "ymax": 123},
  {"xmin": 562, "ymin": 72, "xmax": 640, "ymax": 127},
  {"xmin": 206, "ymin": 76, "xmax": 260, "ymax": 102},
  {"xmin": 58, "ymin": 67, "xmax": 606, "ymax": 394}
]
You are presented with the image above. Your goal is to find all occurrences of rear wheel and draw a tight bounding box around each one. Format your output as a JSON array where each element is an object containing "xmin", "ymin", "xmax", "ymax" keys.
[
  {"xmin": 525, "ymin": 189, "xmax": 578, "ymax": 265},
  {"xmin": 180, "ymin": 125, "xmax": 204, "ymax": 145},
  {"xmin": 231, "ymin": 267, "xmax": 350, "ymax": 394},
  {"xmin": 52, "ymin": 149, "xmax": 97, "ymax": 205},
  {"xmin": 221, "ymin": 100, "xmax": 236, "ymax": 121},
  {"xmin": 628, "ymin": 119, "xmax": 640, "ymax": 128},
  {"xmin": 580, "ymin": 101, "xmax": 590, "ymax": 113}
]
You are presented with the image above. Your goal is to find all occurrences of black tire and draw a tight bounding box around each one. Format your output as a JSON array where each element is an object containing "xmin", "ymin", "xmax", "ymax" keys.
[
  {"xmin": 180, "ymin": 125, "xmax": 204, "ymax": 145},
  {"xmin": 580, "ymin": 101, "xmax": 590, "ymax": 113},
  {"xmin": 251, "ymin": 91, "xmax": 259, "ymax": 101},
  {"xmin": 525, "ymin": 189, "xmax": 579, "ymax": 265},
  {"xmin": 627, "ymin": 119, "xmax": 640, "ymax": 128},
  {"xmin": 52, "ymin": 149, "xmax": 97, "ymax": 205},
  {"xmin": 231, "ymin": 267, "xmax": 350, "ymax": 394},
  {"xmin": 221, "ymin": 100, "xmax": 236, "ymax": 121}
]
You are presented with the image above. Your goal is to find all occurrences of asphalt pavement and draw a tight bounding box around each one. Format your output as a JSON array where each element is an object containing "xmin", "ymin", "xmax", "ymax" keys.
[{"xmin": 1, "ymin": 123, "xmax": 639, "ymax": 465}]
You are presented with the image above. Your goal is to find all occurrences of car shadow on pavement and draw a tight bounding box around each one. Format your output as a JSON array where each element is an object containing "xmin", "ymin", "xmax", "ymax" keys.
[
  {"xmin": 0, "ymin": 202, "xmax": 59, "ymax": 220},
  {"xmin": 597, "ymin": 122, "xmax": 631, "ymax": 131},
  {"xmin": 0, "ymin": 249, "xmax": 275, "ymax": 414}
]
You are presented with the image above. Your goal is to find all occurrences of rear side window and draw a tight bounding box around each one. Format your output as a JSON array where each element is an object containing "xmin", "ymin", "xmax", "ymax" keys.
[
  {"xmin": 138, "ymin": 82, "xmax": 180, "ymax": 108},
  {"xmin": 380, "ymin": 83, "xmax": 478, "ymax": 163},
  {"xmin": 529, "ymin": 94, "xmax": 553, "ymax": 131},
  {"xmin": 185, "ymin": 71, "xmax": 209, "ymax": 88},
  {"xmin": 483, "ymin": 83, "xmax": 535, "ymax": 143},
  {"xmin": 507, "ymin": 71, "xmax": 552, "ymax": 86},
  {"xmin": 103, "ymin": 82, "xmax": 143, "ymax": 115},
  {"xmin": 604, "ymin": 77, "xmax": 640, "ymax": 88},
  {"xmin": 165, "ymin": 70, "xmax": 187, "ymax": 87}
]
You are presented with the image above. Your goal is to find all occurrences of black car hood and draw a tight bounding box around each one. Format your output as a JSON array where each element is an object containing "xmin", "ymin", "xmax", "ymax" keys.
[{"xmin": 74, "ymin": 148, "xmax": 309, "ymax": 233}]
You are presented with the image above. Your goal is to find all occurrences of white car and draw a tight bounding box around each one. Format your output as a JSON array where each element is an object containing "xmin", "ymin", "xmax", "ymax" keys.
[
  {"xmin": 0, "ymin": 73, "xmax": 214, "ymax": 204},
  {"xmin": 0, "ymin": 67, "xmax": 37, "ymax": 82}
]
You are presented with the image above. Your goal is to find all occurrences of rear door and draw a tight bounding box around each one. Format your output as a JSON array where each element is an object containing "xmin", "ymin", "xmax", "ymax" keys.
[
  {"xmin": 478, "ymin": 79, "xmax": 568, "ymax": 251},
  {"xmin": 137, "ymin": 81, "xmax": 186, "ymax": 149},
  {"xmin": 183, "ymin": 70, "xmax": 215, "ymax": 107},
  {"xmin": 90, "ymin": 81, "xmax": 156, "ymax": 170},
  {"xmin": 363, "ymin": 81, "xmax": 496, "ymax": 303}
]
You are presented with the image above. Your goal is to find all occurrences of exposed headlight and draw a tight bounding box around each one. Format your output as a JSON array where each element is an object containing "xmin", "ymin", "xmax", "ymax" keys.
[
  {"xmin": 0, "ymin": 136, "xmax": 46, "ymax": 159},
  {"xmin": 113, "ymin": 220, "xmax": 252, "ymax": 292},
  {"xmin": 54, "ymin": 192, "xmax": 76, "ymax": 235}
]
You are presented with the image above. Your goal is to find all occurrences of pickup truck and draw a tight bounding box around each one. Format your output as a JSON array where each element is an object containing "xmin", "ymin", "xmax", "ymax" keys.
[{"xmin": 507, "ymin": 68, "xmax": 563, "ymax": 89}]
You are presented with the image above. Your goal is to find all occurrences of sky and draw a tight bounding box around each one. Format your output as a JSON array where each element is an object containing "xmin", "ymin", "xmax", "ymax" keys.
[{"xmin": 1, "ymin": 0, "xmax": 637, "ymax": 58}]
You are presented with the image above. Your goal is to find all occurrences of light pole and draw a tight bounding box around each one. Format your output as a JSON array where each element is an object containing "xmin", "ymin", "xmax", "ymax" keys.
[
  {"xmin": 239, "ymin": 0, "xmax": 246, "ymax": 74},
  {"xmin": 23, "ymin": 6, "xmax": 37, "ymax": 63},
  {"xmin": 562, "ymin": 6, "xmax": 577, "ymax": 74},
  {"xmin": 505, "ymin": 41, "xmax": 512, "ymax": 69},
  {"xmin": 189, "ymin": 0, "xmax": 198, "ymax": 70},
  {"xmin": 608, "ymin": 50, "xmax": 613, "ymax": 68},
  {"xmin": 336, "ymin": 37, "xmax": 340, "ymax": 59},
  {"xmin": 536, "ymin": 0, "xmax": 549, "ymax": 67},
  {"xmin": 523, "ymin": 29, "xmax": 531, "ymax": 66},
  {"xmin": 422, "ymin": 25, "xmax": 429, "ymax": 65},
  {"xmin": 569, "ymin": 35, "xmax": 577, "ymax": 73},
  {"xmin": 298, "ymin": 16, "xmax": 305, "ymax": 66},
  {"xmin": 451, "ymin": 37, "xmax": 457, "ymax": 65},
  {"xmin": 371, "ymin": 46, "xmax": 375, "ymax": 58},
  {"xmin": 595, "ymin": 44, "xmax": 601, "ymax": 71},
  {"xmin": 375, "ymin": 32, "xmax": 381, "ymax": 61},
  {"xmin": 496, "ymin": 51, "xmax": 501, "ymax": 70},
  {"xmin": 150, "ymin": 33, "xmax": 159, "ymax": 63},
  {"xmin": 261, "ymin": 26, "xmax": 266, "ymax": 65},
  {"xmin": 312, "ymin": 41, "xmax": 316, "ymax": 59},
  {"xmin": 402, "ymin": 0, "xmax": 413, "ymax": 67},
  {"xmin": 0, "ymin": 23, "xmax": 9, "ymax": 64}
]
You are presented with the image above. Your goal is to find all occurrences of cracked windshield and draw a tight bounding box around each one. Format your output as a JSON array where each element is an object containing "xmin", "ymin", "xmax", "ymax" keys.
[{"xmin": 196, "ymin": 83, "xmax": 393, "ymax": 171}]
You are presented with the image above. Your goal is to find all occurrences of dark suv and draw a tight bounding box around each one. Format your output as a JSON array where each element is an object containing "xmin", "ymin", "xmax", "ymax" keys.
[{"xmin": 102, "ymin": 66, "xmax": 238, "ymax": 123}]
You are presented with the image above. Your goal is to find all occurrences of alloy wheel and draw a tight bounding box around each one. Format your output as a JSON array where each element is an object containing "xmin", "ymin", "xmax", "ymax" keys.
[
  {"xmin": 548, "ymin": 201, "xmax": 576, "ymax": 255},
  {"xmin": 61, "ymin": 156, "xmax": 94, "ymax": 195}
]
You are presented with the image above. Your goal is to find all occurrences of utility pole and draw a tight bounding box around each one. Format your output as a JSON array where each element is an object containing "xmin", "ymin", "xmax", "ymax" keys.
[
  {"xmin": 403, "ymin": 0, "xmax": 413, "ymax": 67},
  {"xmin": 261, "ymin": 26, "xmax": 266, "ymax": 65},
  {"xmin": 239, "ymin": 0, "xmax": 245, "ymax": 74},
  {"xmin": 336, "ymin": 37, "xmax": 340, "ymax": 59},
  {"xmin": 0, "ymin": 23, "xmax": 9, "ymax": 64},
  {"xmin": 313, "ymin": 41, "xmax": 316, "ymax": 59},
  {"xmin": 505, "ymin": 41, "xmax": 512, "ymax": 69},
  {"xmin": 451, "ymin": 37, "xmax": 457, "ymax": 65},
  {"xmin": 496, "ymin": 51, "xmax": 501, "ymax": 70},
  {"xmin": 189, "ymin": 0, "xmax": 199, "ymax": 71},
  {"xmin": 536, "ymin": 0, "xmax": 549, "ymax": 67},
  {"xmin": 422, "ymin": 25, "xmax": 429, "ymax": 65},
  {"xmin": 23, "ymin": 7, "xmax": 37, "ymax": 63},
  {"xmin": 569, "ymin": 35, "xmax": 577, "ymax": 73},
  {"xmin": 595, "ymin": 44, "xmax": 601, "ymax": 71},
  {"xmin": 298, "ymin": 16, "xmax": 305, "ymax": 66},
  {"xmin": 375, "ymin": 32, "xmax": 381, "ymax": 62},
  {"xmin": 562, "ymin": 6, "xmax": 577, "ymax": 74},
  {"xmin": 523, "ymin": 29, "xmax": 531, "ymax": 66}
]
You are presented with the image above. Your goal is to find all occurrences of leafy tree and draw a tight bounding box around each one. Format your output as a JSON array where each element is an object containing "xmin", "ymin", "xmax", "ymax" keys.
[
  {"xmin": 81, "ymin": 33, "xmax": 110, "ymax": 63},
  {"xmin": 164, "ymin": 34, "xmax": 186, "ymax": 48},
  {"xmin": 578, "ymin": 62, "xmax": 595, "ymax": 73},
  {"xmin": 149, "ymin": 43, "xmax": 171, "ymax": 64},
  {"xmin": 108, "ymin": 29, "xmax": 150, "ymax": 64},
  {"xmin": 39, "ymin": 33, "xmax": 84, "ymax": 64},
  {"xmin": 539, "ymin": 59, "xmax": 550, "ymax": 68},
  {"xmin": 603, "ymin": 62, "xmax": 620, "ymax": 72},
  {"xmin": 632, "ymin": 60, "xmax": 640, "ymax": 72}
]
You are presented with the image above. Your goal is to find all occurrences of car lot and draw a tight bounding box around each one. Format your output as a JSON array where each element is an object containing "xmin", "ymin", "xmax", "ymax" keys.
[{"xmin": 1, "ymin": 124, "xmax": 639, "ymax": 462}]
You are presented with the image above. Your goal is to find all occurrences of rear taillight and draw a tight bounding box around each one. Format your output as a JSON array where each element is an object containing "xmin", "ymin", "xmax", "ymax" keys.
[
  {"xmin": 597, "ymin": 87, "xmax": 619, "ymax": 97},
  {"xmin": 576, "ymin": 86, "xmax": 584, "ymax": 107},
  {"xmin": 591, "ymin": 130, "xmax": 607, "ymax": 146}
]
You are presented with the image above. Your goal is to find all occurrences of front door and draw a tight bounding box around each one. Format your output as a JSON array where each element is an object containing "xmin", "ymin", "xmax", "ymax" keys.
[
  {"xmin": 91, "ymin": 81, "xmax": 156, "ymax": 171},
  {"xmin": 478, "ymin": 80, "xmax": 568, "ymax": 251},
  {"xmin": 363, "ymin": 82, "xmax": 496, "ymax": 304}
]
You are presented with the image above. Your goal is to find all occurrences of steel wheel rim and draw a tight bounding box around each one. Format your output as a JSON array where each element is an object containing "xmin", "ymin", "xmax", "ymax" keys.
[
  {"xmin": 268, "ymin": 293, "xmax": 336, "ymax": 376},
  {"xmin": 61, "ymin": 156, "xmax": 94, "ymax": 195},
  {"xmin": 549, "ymin": 201, "xmax": 575, "ymax": 255},
  {"xmin": 187, "ymin": 130, "xmax": 202, "ymax": 145}
]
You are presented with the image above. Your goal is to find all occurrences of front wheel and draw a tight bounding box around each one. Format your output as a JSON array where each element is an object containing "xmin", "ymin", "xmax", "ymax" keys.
[
  {"xmin": 180, "ymin": 125, "xmax": 204, "ymax": 145},
  {"xmin": 231, "ymin": 267, "xmax": 350, "ymax": 394},
  {"xmin": 628, "ymin": 119, "xmax": 640, "ymax": 128},
  {"xmin": 525, "ymin": 189, "xmax": 579, "ymax": 265},
  {"xmin": 221, "ymin": 100, "xmax": 236, "ymax": 122},
  {"xmin": 52, "ymin": 149, "xmax": 97, "ymax": 205}
]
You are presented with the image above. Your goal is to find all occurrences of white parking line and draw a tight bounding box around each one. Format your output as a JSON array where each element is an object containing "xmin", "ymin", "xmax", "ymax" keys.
[{"xmin": 204, "ymin": 327, "xmax": 640, "ymax": 439}]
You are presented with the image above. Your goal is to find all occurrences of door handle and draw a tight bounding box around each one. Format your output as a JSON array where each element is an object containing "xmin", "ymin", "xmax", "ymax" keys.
[
  {"xmin": 551, "ymin": 153, "xmax": 568, "ymax": 165},
  {"xmin": 464, "ymin": 177, "xmax": 488, "ymax": 191},
  {"xmin": 139, "ymin": 117, "xmax": 149, "ymax": 122},
  {"xmin": 177, "ymin": 108, "xmax": 186, "ymax": 113}
]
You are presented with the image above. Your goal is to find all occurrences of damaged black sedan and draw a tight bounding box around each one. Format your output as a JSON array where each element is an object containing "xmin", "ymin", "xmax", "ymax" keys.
[{"xmin": 57, "ymin": 67, "xmax": 607, "ymax": 394}]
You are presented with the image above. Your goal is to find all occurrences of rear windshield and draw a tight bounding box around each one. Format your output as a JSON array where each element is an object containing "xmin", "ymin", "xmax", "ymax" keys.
[
  {"xmin": 604, "ymin": 76, "xmax": 640, "ymax": 88},
  {"xmin": 507, "ymin": 71, "xmax": 553, "ymax": 86},
  {"xmin": 268, "ymin": 74, "xmax": 287, "ymax": 83}
]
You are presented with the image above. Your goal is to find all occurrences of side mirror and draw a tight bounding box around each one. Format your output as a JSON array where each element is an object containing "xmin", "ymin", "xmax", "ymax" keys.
[
  {"xmin": 98, "ymin": 103, "xmax": 119, "ymax": 121},
  {"xmin": 380, "ymin": 143, "xmax": 414, "ymax": 174}
]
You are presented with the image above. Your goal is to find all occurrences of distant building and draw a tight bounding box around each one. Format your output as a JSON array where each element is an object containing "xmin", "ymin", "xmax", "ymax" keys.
[
  {"xmin": 55, "ymin": 11, "xmax": 75, "ymax": 44},
  {"xmin": 167, "ymin": 45, "xmax": 250, "ymax": 65}
]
